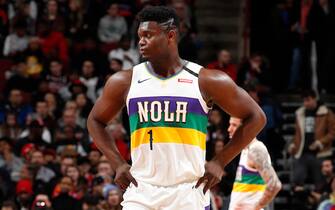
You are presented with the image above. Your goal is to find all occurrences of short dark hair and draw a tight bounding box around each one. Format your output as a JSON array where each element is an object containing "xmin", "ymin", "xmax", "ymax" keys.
[
  {"xmin": 302, "ymin": 89, "xmax": 316, "ymax": 98},
  {"xmin": 110, "ymin": 58, "xmax": 123, "ymax": 66},
  {"xmin": 2, "ymin": 200, "xmax": 17, "ymax": 210},
  {"xmin": 138, "ymin": 6, "xmax": 180, "ymax": 29}
]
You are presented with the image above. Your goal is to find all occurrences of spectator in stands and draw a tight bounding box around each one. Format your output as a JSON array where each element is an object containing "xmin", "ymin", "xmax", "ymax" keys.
[
  {"xmin": 22, "ymin": 37, "xmax": 45, "ymax": 76},
  {"xmin": 40, "ymin": 0, "xmax": 65, "ymax": 33},
  {"xmin": 65, "ymin": 165, "xmax": 87, "ymax": 199},
  {"xmin": 1, "ymin": 200, "xmax": 17, "ymax": 210},
  {"xmin": 207, "ymin": 49, "xmax": 237, "ymax": 81},
  {"xmin": 10, "ymin": 1, "xmax": 37, "ymax": 35},
  {"xmin": 101, "ymin": 184, "xmax": 122, "ymax": 210},
  {"xmin": 52, "ymin": 176, "xmax": 81, "ymax": 210},
  {"xmin": 21, "ymin": 114, "xmax": 52, "ymax": 145},
  {"xmin": 59, "ymin": 156, "xmax": 76, "ymax": 176},
  {"xmin": 43, "ymin": 148, "xmax": 58, "ymax": 173},
  {"xmin": 171, "ymin": 0, "xmax": 196, "ymax": 33},
  {"xmin": 31, "ymin": 100, "xmax": 56, "ymax": 131},
  {"xmin": 97, "ymin": 160, "xmax": 114, "ymax": 179},
  {"xmin": 98, "ymin": 3, "xmax": 127, "ymax": 52},
  {"xmin": 54, "ymin": 109, "xmax": 89, "ymax": 156},
  {"xmin": 73, "ymin": 36, "xmax": 109, "ymax": 76},
  {"xmin": 317, "ymin": 177, "xmax": 335, "ymax": 210},
  {"xmin": 66, "ymin": 0, "xmax": 85, "ymax": 40},
  {"xmin": 15, "ymin": 179, "xmax": 34, "ymax": 210},
  {"xmin": 4, "ymin": 60, "xmax": 36, "ymax": 94},
  {"xmin": 178, "ymin": 20, "xmax": 198, "ymax": 61},
  {"xmin": 81, "ymin": 195, "xmax": 100, "ymax": 210},
  {"xmin": 37, "ymin": 21, "xmax": 69, "ymax": 65},
  {"xmin": 3, "ymin": 21, "xmax": 29, "ymax": 57},
  {"xmin": 74, "ymin": 93, "xmax": 93, "ymax": 120},
  {"xmin": 289, "ymin": 89, "xmax": 335, "ymax": 188},
  {"xmin": 237, "ymin": 53, "xmax": 271, "ymax": 93},
  {"xmin": 1, "ymin": 89, "xmax": 33, "ymax": 126},
  {"xmin": 109, "ymin": 58, "xmax": 123, "ymax": 74},
  {"xmin": 91, "ymin": 174, "xmax": 112, "ymax": 197},
  {"xmin": 46, "ymin": 59, "xmax": 67, "ymax": 94},
  {"xmin": 0, "ymin": 112, "xmax": 22, "ymax": 140},
  {"xmin": 79, "ymin": 60, "xmax": 99, "ymax": 102},
  {"xmin": 88, "ymin": 149, "xmax": 102, "ymax": 174},
  {"xmin": 31, "ymin": 194, "xmax": 53, "ymax": 210},
  {"xmin": 0, "ymin": 137, "xmax": 24, "ymax": 181},
  {"xmin": 108, "ymin": 35, "xmax": 139, "ymax": 70},
  {"xmin": 29, "ymin": 150, "xmax": 56, "ymax": 194},
  {"xmin": 44, "ymin": 92, "xmax": 62, "ymax": 119},
  {"xmin": 15, "ymin": 120, "xmax": 50, "ymax": 156},
  {"xmin": 310, "ymin": 159, "xmax": 335, "ymax": 205}
]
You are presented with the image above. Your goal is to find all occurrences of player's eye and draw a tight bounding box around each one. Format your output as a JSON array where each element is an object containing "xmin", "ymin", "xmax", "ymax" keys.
[{"xmin": 146, "ymin": 34, "xmax": 151, "ymax": 38}]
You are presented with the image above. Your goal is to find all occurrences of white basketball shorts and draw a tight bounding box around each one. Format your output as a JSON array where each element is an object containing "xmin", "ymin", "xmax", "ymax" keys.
[{"xmin": 121, "ymin": 181, "xmax": 210, "ymax": 210}]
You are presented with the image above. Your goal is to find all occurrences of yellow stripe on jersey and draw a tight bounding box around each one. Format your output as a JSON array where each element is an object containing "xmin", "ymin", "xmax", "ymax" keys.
[
  {"xmin": 130, "ymin": 127, "xmax": 206, "ymax": 150},
  {"xmin": 232, "ymin": 183, "xmax": 266, "ymax": 192}
]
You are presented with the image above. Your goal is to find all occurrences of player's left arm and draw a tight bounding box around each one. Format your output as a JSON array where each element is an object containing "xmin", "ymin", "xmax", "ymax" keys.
[
  {"xmin": 196, "ymin": 69, "xmax": 266, "ymax": 193},
  {"xmin": 248, "ymin": 145, "xmax": 282, "ymax": 210}
]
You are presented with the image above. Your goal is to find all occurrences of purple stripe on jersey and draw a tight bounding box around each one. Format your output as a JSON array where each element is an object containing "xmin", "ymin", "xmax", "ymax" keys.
[
  {"xmin": 205, "ymin": 206, "xmax": 210, "ymax": 210},
  {"xmin": 240, "ymin": 165, "xmax": 261, "ymax": 176},
  {"xmin": 128, "ymin": 96, "xmax": 207, "ymax": 116}
]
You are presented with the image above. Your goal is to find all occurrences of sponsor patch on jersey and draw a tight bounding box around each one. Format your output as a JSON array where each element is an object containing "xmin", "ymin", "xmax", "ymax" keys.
[{"xmin": 178, "ymin": 78, "xmax": 193, "ymax": 84}]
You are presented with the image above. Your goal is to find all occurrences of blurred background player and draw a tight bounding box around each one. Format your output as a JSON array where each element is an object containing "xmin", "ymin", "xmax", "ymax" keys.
[{"xmin": 228, "ymin": 117, "xmax": 281, "ymax": 210}]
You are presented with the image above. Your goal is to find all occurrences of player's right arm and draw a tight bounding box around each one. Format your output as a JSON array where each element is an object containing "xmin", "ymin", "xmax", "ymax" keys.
[
  {"xmin": 87, "ymin": 70, "xmax": 137, "ymax": 190},
  {"xmin": 247, "ymin": 144, "xmax": 282, "ymax": 210}
]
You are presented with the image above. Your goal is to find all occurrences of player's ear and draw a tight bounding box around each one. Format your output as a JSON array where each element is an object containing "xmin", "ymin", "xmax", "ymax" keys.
[{"xmin": 167, "ymin": 30, "xmax": 177, "ymax": 43}]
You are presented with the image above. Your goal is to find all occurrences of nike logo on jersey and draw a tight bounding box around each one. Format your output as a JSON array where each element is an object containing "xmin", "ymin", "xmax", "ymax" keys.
[{"xmin": 138, "ymin": 78, "xmax": 151, "ymax": 83}]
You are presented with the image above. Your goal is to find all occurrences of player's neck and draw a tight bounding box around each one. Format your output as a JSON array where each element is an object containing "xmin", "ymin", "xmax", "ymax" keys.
[{"xmin": 148, "ymin": 53, "xmax": 183, "ymax": 78}]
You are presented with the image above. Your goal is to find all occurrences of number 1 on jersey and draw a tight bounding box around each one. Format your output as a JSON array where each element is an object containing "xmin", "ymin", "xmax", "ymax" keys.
[{"xmin": 148, "ymin": 130, "xmax": 153, "ymax": 150}]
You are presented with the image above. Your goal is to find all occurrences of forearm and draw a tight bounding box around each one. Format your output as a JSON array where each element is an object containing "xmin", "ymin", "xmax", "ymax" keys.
[
  {"xmin": 216, "ymin": 112, "xmax": 266, "ymax": 167},
  {"xmin": 87, "ymin": 114, "xmax": 126, "ymax": 168},
  {"xmin": 257, "ymin": 178, "xmax": 282, "ymax": 207}
]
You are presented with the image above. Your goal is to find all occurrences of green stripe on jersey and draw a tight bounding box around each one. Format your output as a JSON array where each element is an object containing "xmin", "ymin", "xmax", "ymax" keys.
[
  {"xmin": 129, "ymin": 113, "xmax": 208, "ymax": 134},
  {"xmin": 235, "ymin": 174, "xmax": 265, "ymax": 185}
]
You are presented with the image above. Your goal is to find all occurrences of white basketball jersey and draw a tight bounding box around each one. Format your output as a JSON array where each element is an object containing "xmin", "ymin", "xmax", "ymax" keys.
[{"xmin": 126, "ymin": 60, "xmax": 210, "ymax": 186}]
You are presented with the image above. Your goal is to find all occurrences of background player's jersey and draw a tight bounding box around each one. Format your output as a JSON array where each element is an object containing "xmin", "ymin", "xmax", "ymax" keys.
[
  {"xmin": 126, "ymin": 60, "xmax": 210, "ymax": 186},
  {"xmin": 229, "ymin": 140, "xmax": 271, "ymax": 209}
]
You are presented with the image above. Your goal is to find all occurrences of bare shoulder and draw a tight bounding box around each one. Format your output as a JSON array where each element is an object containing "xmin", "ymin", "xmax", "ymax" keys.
[
  {"xmin": 105, "ymin": 70, "xmax": 133, "ymax": 89},
  {"xmin": 198, "ymin": 68, "xmax": 234, "ymax": 88},
  {"xmin": 198, "ymin": 68, "xmax": 238, "ymax": 101},
  {"xmin": 102, "ymin": 70, "xmax": 133, "ymax": 100}
]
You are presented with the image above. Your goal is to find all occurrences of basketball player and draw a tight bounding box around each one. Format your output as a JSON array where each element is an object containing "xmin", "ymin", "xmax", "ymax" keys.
[
  {"xmin": 87, "ymin": 6, "xmax": 266, "ymax": 210},
  {"xmin": 228, "ymin": 117, "xmax": 281, "ymax": 210}
]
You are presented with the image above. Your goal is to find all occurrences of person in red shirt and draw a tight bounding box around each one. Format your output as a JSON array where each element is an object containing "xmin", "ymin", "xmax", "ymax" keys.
[
  {"xmin": 37, "ymin": 21, "xmax": 69, "ymax": 66},
  {"xmin": 207, "ymin": 49, "xmax": 237, "ymax": 81}
]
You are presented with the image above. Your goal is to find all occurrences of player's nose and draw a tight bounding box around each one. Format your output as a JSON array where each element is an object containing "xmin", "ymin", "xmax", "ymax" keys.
[{"xmin": 138, "ymin": 37, "xmax": 146, "ymax": 47}]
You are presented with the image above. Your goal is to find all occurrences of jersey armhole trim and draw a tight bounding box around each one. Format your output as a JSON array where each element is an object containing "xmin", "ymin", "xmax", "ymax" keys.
[{"xmin": 125, "ymin": 68, "xmax": 136, "ymax": 115}]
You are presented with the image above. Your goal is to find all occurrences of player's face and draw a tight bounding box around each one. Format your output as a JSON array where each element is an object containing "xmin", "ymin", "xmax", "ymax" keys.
[
  {"xmin": 138, "ymin": 21, "xmax": 169, "ymax": 59},
  {"xmin": 227, "ymin": 117, "xmax": 242, "ymax": 138}
]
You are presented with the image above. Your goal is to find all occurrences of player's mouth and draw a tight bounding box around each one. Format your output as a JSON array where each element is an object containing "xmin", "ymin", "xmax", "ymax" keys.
[{"xmin": 140, "ymin": 48, "xmax": 148, "ymax": 55}]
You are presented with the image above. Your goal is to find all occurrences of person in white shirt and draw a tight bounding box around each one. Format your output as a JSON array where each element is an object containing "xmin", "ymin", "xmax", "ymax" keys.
[
  {"xmin": 98, "ymin": 3, "xmax": 127, "ymax": 44},
  {"xmin": 3, "ymin": 22, "xmax": 29, "ymax": 56},
  {"xmin": 108, "ymin": 35, "xmax": 139, "ymax": 70}
]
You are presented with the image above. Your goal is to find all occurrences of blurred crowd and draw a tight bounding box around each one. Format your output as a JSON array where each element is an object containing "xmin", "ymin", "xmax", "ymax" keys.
[
  {"xmin": 0, "ymin": 0, "xmax": 199, "ymax": 210},
  {"xmin": 0, "ymin": 0, "xmax": 335, "ymax": 210}
]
